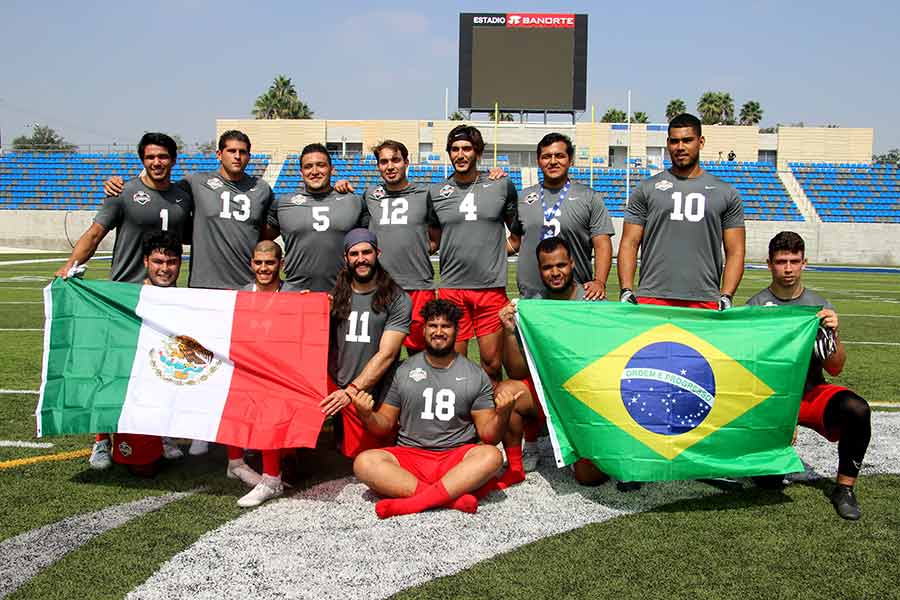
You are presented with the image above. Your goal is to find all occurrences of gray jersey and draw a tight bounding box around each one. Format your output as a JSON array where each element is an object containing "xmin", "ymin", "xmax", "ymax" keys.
[
  {"xmin": 431, "ymin": 176, "xmax": 518, "ymax": 289},
  {"xmin": 94, "ymin": 177, "xmax": 192, "ymax": 283},
  {"xmin": 536, "ymin": 285, "xmax": 588, "ymax": 300},
  {"xmin": 746, "ymin": 287, "xmax": 834, "ymax": 391},
  {"xmin": 267, "ymin": 187, "xmax": 367, "ymax": 292},
  {"xmin": 364, "ymin": 182, "xmax": 437, "ymax": 290},
  {"xmin": 329, "ymin": 288, "xmax": 412, "ymax": 397},
  {"xmin": 624, "ymin": 170, "xmax": 743, "ymax": 301},
  {"xmin": 513, "ymin": 181, "xmax": 615, "ymax": 298},
  {"xmin": 384, "ymin": 352, "xmax": 494, "ymax": 451},
  {"xmin": 181, "ymin": 172, "xmax": 274, "ymax": 290}
]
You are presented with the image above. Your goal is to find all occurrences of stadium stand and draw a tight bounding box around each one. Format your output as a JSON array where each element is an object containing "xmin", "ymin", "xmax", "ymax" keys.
[
  {"xmin": 0, "ymin": 152, "xmax": 269, "ymax": 209},
  {"xmin": 564, "ymin": 167, "xmax": 651, "ymax": 218},
  {"xmin": 790, "ymin": 163, "xmax": 900, "ymax": 223}
]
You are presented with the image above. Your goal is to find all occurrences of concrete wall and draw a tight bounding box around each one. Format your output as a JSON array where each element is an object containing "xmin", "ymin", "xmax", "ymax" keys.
[
  {"xmin": 776, "ymin": 127, "xmax": 874, "ymax": 170},
  {"xmin": 215, "ymin": 119, "xmax": 327, "ymax": 159},
  {"xmin": 700, "ymin": 125, "xmax": 760, "ymax": 163},
  {"xmin": 4, "ymin": 210, "xmax": 899, "ymax": 266}
]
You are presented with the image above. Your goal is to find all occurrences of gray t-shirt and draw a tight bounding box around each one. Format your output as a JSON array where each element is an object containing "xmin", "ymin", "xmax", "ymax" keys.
[
  {"xmin": 624, "ymin": 170, "xmax": 744, "ymax": 301},
  {"xmin": 267, "ymin": 187, "xmax": 367, "ymax": 292},
  {"xmin": 328, "ymin": 288, "xmax": 412, "ymax": 396},
  {"xmin": 364, "ymin": 182, "xmax": 437, "ymax": 290},
  {"xmin": 746, "ymin": 287, "xmax": 834, "ymax": 391},
  {"xmin": 384, "ymin": 352, "xmax": 494, "ymax": 451},
  {"xmin": 94, "ymin": 177, "xmax": 192, "ymax": 283},
  {"xmin": 181, "ymin": 172, "xmax": 274, "ymax": 290},
  {"xmin": 513, "ymin": 181, "xmax": 615, "ymax": 298},
  {"xmin": 535, "ymin": 285, "xmax": 588, "ymax": 300},
  {"xmin": 431, "ymin": 176, "xmax": 518, "ymax": 289}
]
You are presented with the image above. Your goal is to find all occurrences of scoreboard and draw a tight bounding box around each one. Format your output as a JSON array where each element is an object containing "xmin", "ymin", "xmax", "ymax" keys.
[{"xmin": 458, "ymin": 12, "xmax": 588, "ymax": 113}]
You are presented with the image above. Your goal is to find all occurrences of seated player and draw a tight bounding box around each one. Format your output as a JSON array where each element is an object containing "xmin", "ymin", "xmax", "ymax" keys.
[
  {"xmin": 225, "ymin": 241, "xmax": 288, "ymax": 506},
  {"xmin": 496, "ymin": 236, "xmax": 608, "ymax": 486},
  {"xmin": 110, "ymin": 231, "xmax": 184, "ymax": 477},
  {"xmin": 747, "ymin": 231, "xmax": 872, "ymax": 520},
  {"xmin": 351, "ymin": 299, "xmax": 519, "ymax": 518}
]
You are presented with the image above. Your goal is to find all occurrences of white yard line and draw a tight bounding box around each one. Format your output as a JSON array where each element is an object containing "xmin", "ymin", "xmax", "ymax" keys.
[
  {"xmin": 0, "ymin": 389, "xmax": 39, "ymax": 395},
  {"xmin": 0, "ymin": 328, "xmax": 43, "ymax": 332},
  {"xmin": 0, "ymin": 440, "xmax": 54, "ymax": 448},
  {"xmin": 843, "ymin": 341, "xmax": 900, "ymax": 346}
]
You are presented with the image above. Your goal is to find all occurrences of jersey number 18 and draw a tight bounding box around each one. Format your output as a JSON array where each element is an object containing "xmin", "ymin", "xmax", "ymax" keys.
[{"xmin": 420, "ymin": 387, "xmax": 456, "ymax": 421}]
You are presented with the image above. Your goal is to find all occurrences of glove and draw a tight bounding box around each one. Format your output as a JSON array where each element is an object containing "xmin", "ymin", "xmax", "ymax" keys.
[
  {"xmin": 66, "ymin": 262, "xmax": 87, "ymax": 279},
  {"xmin": 619, "ymin": 288, "xmax": 637, "ymax": 304},
  {"xmin": 718, "ymin": 294, "xmax": 733, "ymax": 311},
  {"xmin": 813, "ymin": 326, "xmax": 837, "ymax": 361}
]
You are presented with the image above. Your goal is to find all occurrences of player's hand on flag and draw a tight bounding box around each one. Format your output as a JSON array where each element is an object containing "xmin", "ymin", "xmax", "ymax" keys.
[
  {"xmin": 104, "ymin": 176, "xmax": 125, "ymax": 197},
  {"xmin": 583, "ymin": 280, "xmax": 606, "ymax": 301},
  {"xmin": 718, "ymin": 294, "xmax": 733, "ymax": 310},
  {"xmin": 487, "ymin": 167, "xmax": 507, "ymax": 180},
  {"xmin": 54, "ymin": 260, "xmax": 86, "ymax": 279},
  {"xmin": 352, "ymin": 390, "xmax": 375, "ymax": 417},
  {"xmin": 619, "ymin": 288, "xmax": 637, "ymax": 304},
  {"xmin": 333, "ymin": 179, "xmax": 355, "ymax": 194},
  {"xmin": 816, "ymin": 308, "xmax": 839, "ymax": 331},
  {"xmin": 498, "ymin": 302, "xmax": 518, "ymax": 333},
  {"xmin": 320, "ymin": 388, "xmax": 352, "ymax": 416}
]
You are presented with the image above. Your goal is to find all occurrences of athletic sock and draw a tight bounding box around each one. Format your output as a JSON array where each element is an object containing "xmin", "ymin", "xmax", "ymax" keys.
[
  {"xmin": 523, "ymin": 420, "xmax": 540, "ymax": 443},
  {"xmin": 95, "ymin": 433, "xmax": 110, "ymax": 442},
  {"xmin": 262, "ymin": 449, "xmax": 281, "ymax": 477},
  {"xmin": 473, "ymin": 477, "xmax": 499, "ymax": 499},
  {"xmin": 497, "ymin": 445, "xmax": 525, "ymax": 489},
  {"xmin": 375, "ymin": 481, "xmax": 452, "ymax": 519},
  {"xmin": 447, "ymin": 494, "xmax": 479, "ymax": 513}
]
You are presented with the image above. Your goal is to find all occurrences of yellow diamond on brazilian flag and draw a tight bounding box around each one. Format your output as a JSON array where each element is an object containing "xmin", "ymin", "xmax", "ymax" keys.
[{"xmin": 516, "ymin": 301, "xmax": 820, "ymax": 482}]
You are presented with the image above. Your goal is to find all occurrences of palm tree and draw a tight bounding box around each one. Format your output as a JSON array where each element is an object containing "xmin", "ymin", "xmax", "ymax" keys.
[
  {"xmin": 448, "ymin": 111, "xmax": 465, "ymax": 121},
  {"xmin": 600, "ymin": 108, "xmax": 627, "ymax": 123},
  {"xmin": 665, "ymin": 99, "xmax": 686, "ymax": 121},
  {"xmin": 252, "ymin": 75, "xmax": 313, "ymax": 119},
  {"xmin": 632, "ymin": 112, "xmax": 649, "ymax": 123},
  {"xmin": 739, "ymin": 100, "xmax": 764, "ymax": 126},
  {"xmin": 697, "ymin": 92, "xmax": 735, "ymax": 125}
]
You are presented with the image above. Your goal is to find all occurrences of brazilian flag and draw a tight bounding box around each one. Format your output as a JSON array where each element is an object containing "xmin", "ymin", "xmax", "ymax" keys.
[{"xmin": 516, "ymin": 301, "xmax": 820, "ymax": 481}]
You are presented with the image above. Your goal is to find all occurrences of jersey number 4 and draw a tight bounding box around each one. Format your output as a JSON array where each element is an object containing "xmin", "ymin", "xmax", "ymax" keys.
[
  {"xmin": 219, "ymin": 191, "xmax": 251, "ymax": 222},
  {"xmin": 669, "ymin": 192, "xmax": 706, "ymax": 222},
  {"xmin": 459, "ymin": 192, "xmax": 477, "ymax": 221},
  {"xmin": 379, "ymin": 197, "xmax": 409, "ymax": 225},
  {"xmin": 420, "ymin": 387, "xmax": 456, "ymax": 421}
]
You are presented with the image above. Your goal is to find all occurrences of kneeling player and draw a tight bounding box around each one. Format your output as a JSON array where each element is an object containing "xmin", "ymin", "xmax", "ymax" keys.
[
  {"xmin": 747, "ymin": 231, "xmax": 871, "ymax": 520},
  {"xmin": 352, "ymin": 299, "xmax": 518, "ymax": 518}
]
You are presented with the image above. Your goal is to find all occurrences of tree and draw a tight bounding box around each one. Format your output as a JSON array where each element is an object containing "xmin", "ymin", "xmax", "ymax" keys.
[
  {"xmin": 873, "ymin": 149, "xmax": 900, "ymax": 165},
  {"xmin": 198, "ymin": 139, "xmax": 217, "ymax": 154},
  {"xmin": 499, "ymin": 112, "xmax": 515, "ymax": 122},
  {"xmin": 600, "ymin": 108, "xmax": 627, "ymax": 123},
  {"xmin": 252, "ymin": 75, "xmax": 313, "ymax": 119},
  {"xmin": 12, "ymin": 124, "xmax": 76, "ymax": 152},
  {"xmin": 448, "ymin": 111, "xmax": 465, "ymax": 121},
  {"xmin": 170, "ymin": 134, "xmax": 186, "ymax": 153},
  {"xmin": 665, "ymin": 99, "xmax": 686, "ymax": 121},
  {"xmin": 739, "ymin": 100, "xmax": 763, "ymax": 126},
  {"xmin": 632, "ymin": 112, "xmax": 649, "ymax": 123},
  {"xmin": 697, "ymin": 91, "xmax": 735, "ymax": 125},
  {"xmin": 759, "ymin": 126, "xmax": 777, "ymax": 134}
]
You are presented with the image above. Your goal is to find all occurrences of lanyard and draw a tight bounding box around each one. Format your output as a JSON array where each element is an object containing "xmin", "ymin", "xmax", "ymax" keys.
[{"xmin": 540, "ymin": 179, "xmax": 570, "ymax": 239}]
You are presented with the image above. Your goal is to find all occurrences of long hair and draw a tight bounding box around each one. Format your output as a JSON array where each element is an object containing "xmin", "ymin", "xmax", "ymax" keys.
[{"xmin": 331, "ymin": 260, "xmax": 403, "ymax": 321}]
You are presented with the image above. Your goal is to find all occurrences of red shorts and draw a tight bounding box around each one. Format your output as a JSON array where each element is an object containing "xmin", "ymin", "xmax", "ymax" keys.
[
  {"xmin": 638, "ymin": 297, "xmax": 719, "ymax": 310},
  {"xmin": 522, "ymin": 376, "xmax": 546, "ymax": 422},
  {"xmin": 437, "ymin": 287, "xmax": 508, "ymax": 341},
  {"xmin": 329, "ymin": 378, "xmax": 397, "ymax": 458},
  {"xmin": 404, "ymin": 289, "xmax": 436, "ymax": 351},
  {"xmin": 798, "ymin": 384, "xmax": 847, "ymax": 442},
  {"xmin": 381, "ymin": 443, "xmax": 478, "ymax": 484},
  {"xmin": 112, "ymin": 433, "xmax": 162, "ymax": 466}
]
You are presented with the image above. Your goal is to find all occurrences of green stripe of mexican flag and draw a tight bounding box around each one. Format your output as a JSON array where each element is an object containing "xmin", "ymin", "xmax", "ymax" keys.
[{"xmin": 37, "ymin": 278, "xmax": 329, "ymax": 450}]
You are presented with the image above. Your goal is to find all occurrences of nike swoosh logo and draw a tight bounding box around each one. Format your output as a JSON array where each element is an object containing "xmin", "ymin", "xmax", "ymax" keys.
[
  {"xmin": 455, "ymin": 377, "xmax": 467, "ymax": 381},
  {"xmin": 482, "ymin": 183, "xmax": 493, "ymax": 188},
  {"xmin": 705, "ymin": 186, "xmax": 716, "ymax": 189}
]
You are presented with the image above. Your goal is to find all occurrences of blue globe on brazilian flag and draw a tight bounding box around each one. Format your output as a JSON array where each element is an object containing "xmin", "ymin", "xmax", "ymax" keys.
[{"xmin": 516, "ymin": 301, "xmax": 820, "ymax": 481}]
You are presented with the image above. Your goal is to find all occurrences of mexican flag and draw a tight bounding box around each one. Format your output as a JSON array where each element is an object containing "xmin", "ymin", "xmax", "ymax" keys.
[
  {"xmin": 37, "ymin": 278, "xmax": 329, "ymax": 450},
  {"xmin": 516, "ymin": 301, "xmax": 819, "ymax": 481}
]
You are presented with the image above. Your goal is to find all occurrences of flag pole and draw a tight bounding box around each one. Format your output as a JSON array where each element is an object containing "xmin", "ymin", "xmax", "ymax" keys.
[
  {"xmin": 493, "ymin": 101, "xmax": 499, "ymax": 169},
  {"xmin": 590, "ymin": 104, "xmax": 595, "ymax": 189},
  {"xmin": 625, "ymin": 90, "xmax": 632, "ymax": 207}
]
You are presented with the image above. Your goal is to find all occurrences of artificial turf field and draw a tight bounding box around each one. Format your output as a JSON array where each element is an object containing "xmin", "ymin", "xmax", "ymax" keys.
[{"xmin": 0, "ymin": 252, "xmax": 898, "ymax": 599}]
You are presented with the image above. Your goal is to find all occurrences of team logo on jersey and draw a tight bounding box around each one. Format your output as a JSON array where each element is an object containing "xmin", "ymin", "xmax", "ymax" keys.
[
  {"xmin": 149, "ymin": 335, "xmax": 222, "ymax": 386},
  {"xmin": 206, "ymin": 177, "xmax": 224, "ymax": 190},
  {"xmin": 372, "ymin": 186, "xmax": 386, "ymax": 200},
  {"xmin": 118, "ymin": 441, "xmax": 133, "ymax": 457},
  {"xmin": 654, "ymin": 180, "xmax": 674, "ymax": 192},
  {"xmin": 409, "ymin": 367, "xmax": 427, "ymax": 382},
  {"xmin": 290, "ymin": 194, "xmax": 308, "ymax": 205},
  {"xmin": 133, "ymin": 191, "xmax": 151, "ymax": 205},
  {"xmin": 524, "ymin": 192, "xmax": 539, "ymax": 205},
  {"xmin": 439, "ymin": 184, "xmax": 454, "ymax": 199}
]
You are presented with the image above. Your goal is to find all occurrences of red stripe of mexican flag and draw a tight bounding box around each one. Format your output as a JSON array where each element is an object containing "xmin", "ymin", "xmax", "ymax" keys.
[{"xmin": 38, "ymin": 278, "xmax": 329, "ymax": 450}]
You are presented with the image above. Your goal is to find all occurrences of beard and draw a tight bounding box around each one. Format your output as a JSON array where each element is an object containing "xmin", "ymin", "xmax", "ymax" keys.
[{"xmin": 425, "ymin": 339, "xmax": 455, "ymax": 357}]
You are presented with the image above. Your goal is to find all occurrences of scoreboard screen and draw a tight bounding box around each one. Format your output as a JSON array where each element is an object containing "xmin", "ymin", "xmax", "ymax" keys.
[{"xmin": 458, "ymin": 12, "xmax": 588, "ymax": 113}]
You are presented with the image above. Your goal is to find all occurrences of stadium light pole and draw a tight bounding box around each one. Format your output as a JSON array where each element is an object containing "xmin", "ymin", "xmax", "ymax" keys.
[{"xmin": 625, "ymin": 90, "xmax": 632, "ymax": 206}]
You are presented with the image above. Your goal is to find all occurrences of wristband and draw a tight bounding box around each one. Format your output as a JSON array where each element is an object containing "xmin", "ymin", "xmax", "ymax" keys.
[{"xmin": 347, "ymin": 383, "xmax": 361, "ymax": 395}]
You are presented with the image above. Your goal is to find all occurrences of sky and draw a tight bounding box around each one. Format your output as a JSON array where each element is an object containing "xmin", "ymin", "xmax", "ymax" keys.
[{"xmin": 2, "ymin": 1, "xmax": 898, "ymax": 153}]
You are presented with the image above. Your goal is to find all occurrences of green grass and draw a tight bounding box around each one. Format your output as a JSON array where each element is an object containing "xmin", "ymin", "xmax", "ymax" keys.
[{"xmin": 1, "ymin": 253, "xmax": 898, "ymax": 598}]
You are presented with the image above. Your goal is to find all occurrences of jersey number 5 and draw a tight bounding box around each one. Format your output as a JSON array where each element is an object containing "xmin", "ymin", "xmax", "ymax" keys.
[
  {"xmin": 669, "ymin": 192, "xmax": 706, "ymax": 222},
  {"xmin": 420, "ymin": 387, "xmax": 456, "ymax": 421},
  {"xmin": 312, "ymin": 206, "xmax": 330, "ymax": 231}
]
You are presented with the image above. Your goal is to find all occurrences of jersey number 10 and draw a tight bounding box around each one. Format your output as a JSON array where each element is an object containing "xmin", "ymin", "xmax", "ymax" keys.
[{"xmin": 669, "ymin": 192, "xmax": 706, "ymax": 222}]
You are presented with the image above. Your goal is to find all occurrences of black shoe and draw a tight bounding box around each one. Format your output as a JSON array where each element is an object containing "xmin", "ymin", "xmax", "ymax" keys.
[
  {"xmin": 616, "ymin": 480, "xmax": 642, "ymax": 492},
  {"xmin": 830, "ymin": 485, "xmax": 861, "ymax": 521},
  {"xmin": 752, "ymin": 475, "xmax": 786, "ymax": 490},
  {"xmin": 699, "ymin": 477, "xmax": 743, "ymax": 492}
]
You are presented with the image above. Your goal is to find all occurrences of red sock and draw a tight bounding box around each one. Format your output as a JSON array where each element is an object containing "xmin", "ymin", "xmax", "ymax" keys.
[
  {"xmin": 497, "ymin": 445, "xmax": 525, "ymax": 489},
  {"xmin": 376, "ymin": 481, "xmax": 451, "ymax": 519},
  {"xmin": 96, "ymin": 434, "xmax": 110, "ymax": 442},
  {"xmin": 262, "ymin": 449, "xmax": 281, "ymax": 477},
  {"xmin": 523, "ymin": 420, "xmax": 540, "ymax": 443},
  {"xmin": 447, "ymin": 494, "xmax": 478, "ymax": 513},
  {"xmin": 473, "ymin": 477, "xmax": 499, "ymax": 499},
  {"xmin": 226, "ymin": 445, "xmax": 243, "ymax": 461}
]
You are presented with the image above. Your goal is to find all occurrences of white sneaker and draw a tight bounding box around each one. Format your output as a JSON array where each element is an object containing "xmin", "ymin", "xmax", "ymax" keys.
[
  {"xmin": 188, "ymin": 439, "xmax": 209, "ymax": 456},
  {"xmin": 226, "ymin": 459, "xmax": 262, "ymax": 488},
  {"xmin": 522, "ymin": 441, "xmax": 540, "ymax": 472},
  {"xmin": 89, "ymin": 439, "xmax": 112, "ymax": 470},
  {"xmin": 237, "ymin": 476, "xmax": 284, "ymax": 508},
  {"xmin": 162, "ymin": 438, "xmax": 184, "ymax": 460}
]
